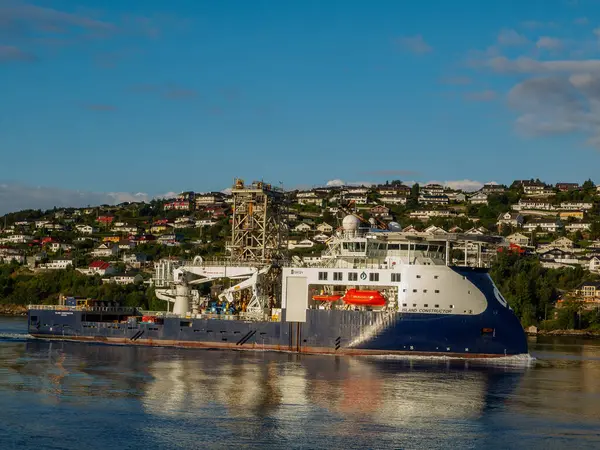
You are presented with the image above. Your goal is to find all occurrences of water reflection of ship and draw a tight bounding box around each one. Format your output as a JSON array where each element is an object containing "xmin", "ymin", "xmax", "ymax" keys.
[
  {"xmin": 140, "ymin": 352, "xmax": 528, "ymax": 423},
  {"xmin": 20, "ymin": 340, "xmax": 528, "ymax": 432}
]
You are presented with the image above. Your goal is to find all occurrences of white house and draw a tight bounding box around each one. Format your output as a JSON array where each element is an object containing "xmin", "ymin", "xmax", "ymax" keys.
[
  {"xmin": 379, "ymin": 195, "xmax": 407, "ymax": 205},
  {"xmin": 47, "ymin": 242, "xmax": 72, "ymax": 253},
  {"xmin": 313, "ymin": 233, "xmax": 330, "ymax": 243},
  {"xmin": 316, "ymin": 223, "xmax": 334, "ymax": 233},
  {"xmin": 565, "ymin": 222, "xmax": 592, "ymax": 233},
  {"xmin": 75, "ymin": 225, "xmax": 97, "ymax": 234},
  {"xmin": 0, "ymin": 234, "xmax": 33, "ymax": 244},
  {"xmin": 507, "ymin": 232, "xmax": 530, "ymax": 247},
  {"xmin": 293, "ymin": 223, "xmax": 313, "ymax": 232},
  {"xmin": 418, "ymin": 195, "xmax": 449, "ymax": 205},
  {"xmin": 589, "ymin": 256, "xmax": 600, "ymax": 273},
  {"xmin": 523, "ymin": 218, "xmax": 563, "ymax": 233},
  {"xmin": 91, "ymin": 243, "xmax": 119, "ymax": 257},
  {"xmin": 469, "ymin": 192, "xmax": 488, "ymax": 205},
  {"xmin": 102, "ymin": 273, "xmax": 143, "ymax": 285},
  {"xmin": 560, "ymin": 202, "xmax": 594, "ymax": 211},
  {"xmin": 496, "ymin": 212, "xmax": 524, "ymax": 228},
  {"xmin": 123, "ymin": 253, "xmax": 147, "ymax": 268},
  {"xmin": 513, "ymin": 199, "xmax": 555, "ymax": 211},
  {"xmin": 409, "ymin": 210, "xmax": 455, "ymax": 220},
  {"xmin": 38, "ymin": 259, "xmax": 73, "ymax": 270}
]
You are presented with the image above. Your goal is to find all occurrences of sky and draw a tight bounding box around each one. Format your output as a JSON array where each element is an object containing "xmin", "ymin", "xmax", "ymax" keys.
[{"xmin": 2, "ymin": 0, "xmax": 600, "ymax": 213}]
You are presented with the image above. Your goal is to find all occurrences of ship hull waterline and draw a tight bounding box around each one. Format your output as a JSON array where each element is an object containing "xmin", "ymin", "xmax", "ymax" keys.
[{"xmin": 27, "ymin": 333, "xmax": 524, "ymax": 359}]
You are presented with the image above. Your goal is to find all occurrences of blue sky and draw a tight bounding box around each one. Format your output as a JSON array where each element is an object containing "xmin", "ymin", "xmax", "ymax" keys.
[{"xmin": 1, "ymin": 0, "xmax": 600, "ymax": 212}]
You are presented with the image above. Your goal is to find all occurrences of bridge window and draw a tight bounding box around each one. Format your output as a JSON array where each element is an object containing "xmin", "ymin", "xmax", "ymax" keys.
[
  {"xmin": 423, "ymin": 289, "xmax": 427, "ymax": 293},
  {"xmin": 435, "ymin": 304, "xmax": 439, "ymax": 308},
  {"xmin": 318, "ymin": 272, "xmax": 328, "ymax": 281},
  {"xmin": 333, "ymin": 272, "xmax": 343, "ymax": 281},
  {"xmin": 416, "ymin": 275, "xmax": 421, "ymax": 278},
  {"xmin": 424, "ymin": 304, "xmax": 428, "ymax": 307},
  {"xmin": 369, "ymin": 273, "xmax": 379, "ymax": 282},
  {"xmin": 348, "ymin": 272, "xmax": 358, "ymax": 281},
  {"xmin": 434, "ymin": 275, "xmax": 439, "ymax": 279},
  {"xmin": 435, "ymin": 290, "xmax": 440, "ymax": 294},
  {"xmin": 391, "ymin": 273, "xmax": 401, "ymax": 282}
]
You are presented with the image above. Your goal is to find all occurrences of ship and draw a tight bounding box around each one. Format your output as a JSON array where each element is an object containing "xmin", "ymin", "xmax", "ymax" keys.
[{"xmin": 27, "ymin": 179, "xmax": 528, "ymax": 358}]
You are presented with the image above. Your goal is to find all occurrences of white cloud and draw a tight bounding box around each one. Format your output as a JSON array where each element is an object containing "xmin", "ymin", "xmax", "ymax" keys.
[
  {"xmin": 0, "ymin": 182, "xmax": 171, "ymax": 215},
  {"xmin": 507, "ymin": 75, "xmax": 600, "ymax": 146},
  {"xmin": 536, "ymin": 36, "xmax": 563, "ymax": 50},
  {"xmin": 425, "ymin": 180, "xmax": 484, "ymax": 192},
  {"xmin": 324, "ymin": 179, "xmax": 374, "ymax": 187},
  {"xmin": 464, "ymin": 90, "xmax": 497, "ymax": 101},
  {"xmin": 484, "ymin": 56, "xmax": 600, "ymax": 74},
  {"xmin": 395, "ymin": 35, "xmax": 432, "ymax": 54},
  {"xmin": 497, "ymin": 29, "xmax": 529, "ymax": 46}
]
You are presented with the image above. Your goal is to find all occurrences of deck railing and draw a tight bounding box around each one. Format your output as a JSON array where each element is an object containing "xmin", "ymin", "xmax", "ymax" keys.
[{"xmin": 28, "ymin": 305, "xmax": 136, "ymax": 314}]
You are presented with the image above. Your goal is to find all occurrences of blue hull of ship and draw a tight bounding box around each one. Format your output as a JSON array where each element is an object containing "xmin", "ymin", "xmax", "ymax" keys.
[{"xmin": 27, "ymin": 268, "xmax": 528, "ymax": 357}]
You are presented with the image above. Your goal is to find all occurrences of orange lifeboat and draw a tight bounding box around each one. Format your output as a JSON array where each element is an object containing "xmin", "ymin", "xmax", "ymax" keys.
[
  {"xmin": 343, "ymin": 289, "xmax": 386, "ymax": 306},
  {"xmin": 312, "ymin": 294, "xmax": 343, "ymax": 302}
]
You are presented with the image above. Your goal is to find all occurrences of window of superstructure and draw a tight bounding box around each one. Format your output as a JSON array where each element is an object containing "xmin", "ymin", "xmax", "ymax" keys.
[
  {"xmin": 416, "ymin": 275, "xmax": 421, "ymax": 278},
  {"xmin": 369, "ymin": 273, "xmax": 379, "ymax": 282},
  {"xmin": 333, "ymin": 272, "xmax": 343, "ymax": 281},
  {"xmin": 318, "ymin": 272, "xmax": 328, "ymax": 281},
  {"xmin": 424, "ymin": 304, "xmax": 428, "ymax": 307},
  {"xmin": 391, "ymin": 273, "xmax": 401, "ymax": 282},
  {"xmin": 435, "ymin": 289, "xmax": 440, "ymax": 293},
  {"xmin": 434, "ymin": 304, "xmax": 439, "ymax": 308},
  {"xmin": 402, "ymin": 303, "xmax": 407, "ymax": 307},
  {"xmin": 434, "ymin": 275, "xmax": 439, "ymax": 279},
  {"xmin": 348, "ymin": 272, "xmax": 358, "ymax": 281},
  {"xmin": 388, "ymin": 244, "xmax": 400, "ymax": 250}
]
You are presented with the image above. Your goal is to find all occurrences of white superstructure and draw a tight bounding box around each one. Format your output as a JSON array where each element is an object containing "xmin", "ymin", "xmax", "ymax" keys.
[{"xmin": 153, "ymin": 215, "xmax": 506, "ymax": 321}]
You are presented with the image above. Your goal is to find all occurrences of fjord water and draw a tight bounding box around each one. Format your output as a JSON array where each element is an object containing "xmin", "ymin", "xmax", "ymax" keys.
[{"xmin": 0, "ymin": 317, "xmax": 599, "ymax": 450}]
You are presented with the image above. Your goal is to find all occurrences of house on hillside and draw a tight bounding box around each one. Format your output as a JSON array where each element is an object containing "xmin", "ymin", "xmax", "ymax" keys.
[
  {"xmin": 316, "ymin": 223, "xmax": 334, "ymax": 233},
  {"xmin": 523, "ymin": 218, "xmax": 563, "ymax": 233},
  {"xmin": 91, "ymin": 243, "xmax": 118, "ymax": 258},
  {"xmin": 482, "ymin": 183, "xmax": 506, "ymax": 194},
  {"xmin": 102, "ymin": 273, "xmax": 143, "ymax": 285},
  {"xmin": 83, "ymin": 260, "xmax": 115, "ymax": 276},
  {"xmin": 123, "ymin": 253, "xmax": 147, "ymax": 269},
  {"xmin": 507, "ymin": 232, "xmax": 530, "ymax": 247},
  {"xmin": 293, "ymin": 223, "xmax": 313, "ymax": 233},
  {"xmin": 565, "ymin": 222, "xmax": 591, "ymax": 233},
  {"xmin": 38, "ymin": 259, "xmax": 73, "ymax": 270},
  {"xmin": 380, "ymin": 195, "xmax": 407, "ymax": 205},
  {"xmin": 469, "ymin": 192, "xmax": 488, "ymax": 205},
  {"xmin": 418, "ymin": 194, "xmax": 449, "ymax": 205},
  {"xmin": 556, "ymin": 182, "xmax": 579, "ymax": 191},
  {"xmin": 497, "ymin": 212, "xmax": 524, "ymax": 228}
]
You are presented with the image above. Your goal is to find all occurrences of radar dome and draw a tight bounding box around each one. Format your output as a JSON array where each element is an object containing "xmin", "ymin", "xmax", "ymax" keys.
[
  {"xmin": 342, "ymin": 215, "xmax": 360, "ymax": 231},
  {"xmin": 388, "ymin": 221, "xmax": 401, "ymax": 232}
]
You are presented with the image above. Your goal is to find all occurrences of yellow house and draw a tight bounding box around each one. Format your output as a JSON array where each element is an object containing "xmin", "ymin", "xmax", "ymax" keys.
[
  {"xmin": 103, "ymin": 236, "xmax": 121, "ymax": 243},
  {"xmin": 151, "ymin": 225, "xmax": 168, "ymax": 234},
  {"xmin": 559, "ymin": 211, "xmax": 584, "ymax": 220}
]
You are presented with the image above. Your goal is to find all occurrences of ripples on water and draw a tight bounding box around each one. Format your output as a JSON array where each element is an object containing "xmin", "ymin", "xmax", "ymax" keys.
[{"xmin": 1, "ymin": 317, "xmax": 599, "ymax": 449}]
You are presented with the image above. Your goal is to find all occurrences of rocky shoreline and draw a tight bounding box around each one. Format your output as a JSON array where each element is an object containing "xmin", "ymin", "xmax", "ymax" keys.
[
  {"xmin": 0, "ymin": 305, "xmax": 28, "ymax": 316},
  {"xmin": 528, "ymin": 329, "xmax": 600, "ymax": 338}
]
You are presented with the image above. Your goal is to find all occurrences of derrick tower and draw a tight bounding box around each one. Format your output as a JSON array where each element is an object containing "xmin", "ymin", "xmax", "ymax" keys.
[{"xmin": 229, "ymin": 178, "xmax": 288, "ymax": 263}]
